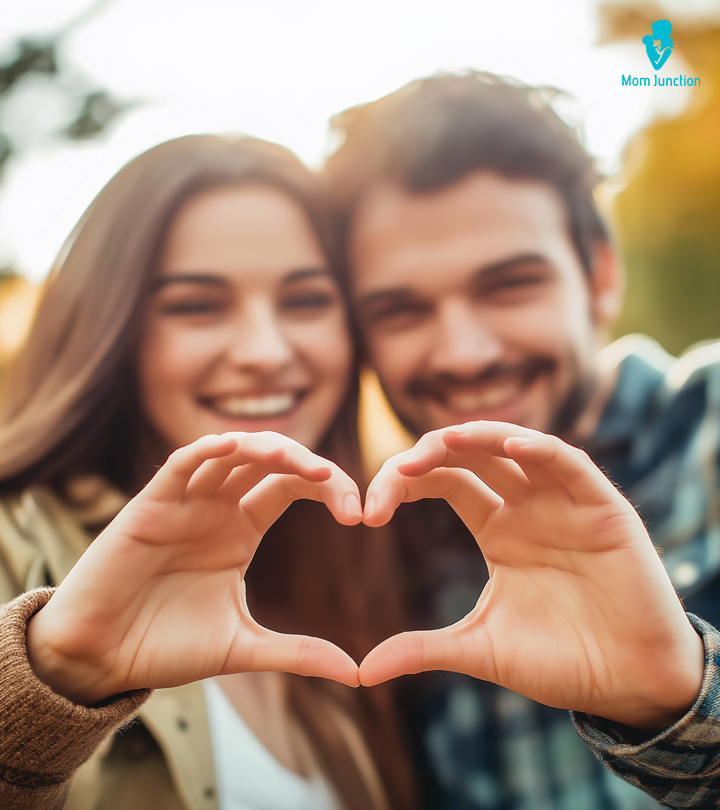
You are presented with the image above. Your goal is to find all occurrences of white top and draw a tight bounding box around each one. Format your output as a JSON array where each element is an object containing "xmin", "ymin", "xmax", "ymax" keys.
[{"xmin": 203, "ymin": 679, "xmax": 341, "ymax": 810}]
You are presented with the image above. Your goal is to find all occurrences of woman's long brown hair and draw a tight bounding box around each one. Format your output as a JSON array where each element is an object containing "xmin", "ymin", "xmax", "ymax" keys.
[{"xmin": 0, "ymin": 135, "xmax": 416, "ymax": 809}]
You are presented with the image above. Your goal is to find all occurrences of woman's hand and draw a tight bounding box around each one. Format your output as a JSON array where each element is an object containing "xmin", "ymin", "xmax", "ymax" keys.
[
  {"xmin": 360, "ymin": 421, "xmax": 704, "ymax": 732},
  {"xmin": 27, "ymin": 432, "xmax": 363, "ymax": 705}
]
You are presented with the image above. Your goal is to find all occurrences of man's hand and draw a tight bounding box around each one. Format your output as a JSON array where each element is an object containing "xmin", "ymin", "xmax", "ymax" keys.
[
  {"xmin": 360, "ymin": 421, "xmax": 704, "ymax": 732},
  {"xmin": 27, "ymin": 432, "xmax": 363, "ymax": 705}
]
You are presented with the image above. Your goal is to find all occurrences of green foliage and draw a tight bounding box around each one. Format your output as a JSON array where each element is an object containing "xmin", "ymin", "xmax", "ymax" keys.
[
  {"xmin": 0, "ymin": 4, "xmax": 131, "ymax": 176},
  {"xmin": 600, "ymin": 2, "xmax": 720, "ymax": 355}
]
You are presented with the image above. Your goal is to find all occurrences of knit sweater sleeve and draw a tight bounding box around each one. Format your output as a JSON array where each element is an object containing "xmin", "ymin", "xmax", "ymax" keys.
[{"xmin": 0, "ymin": 589, "xmax": 150, "ymax": 810}]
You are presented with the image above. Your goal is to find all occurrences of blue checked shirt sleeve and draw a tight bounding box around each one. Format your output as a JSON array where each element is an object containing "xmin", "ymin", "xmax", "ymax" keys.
[{"xmin": 572, "ymin": 614, "xmax": 720, "ymax": 807}]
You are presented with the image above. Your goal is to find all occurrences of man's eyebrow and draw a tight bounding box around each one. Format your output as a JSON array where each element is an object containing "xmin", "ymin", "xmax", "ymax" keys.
[
  {"xmin": 152, "ymin": 274, "xmax": 227, "ymax": 290},
  {"xmin": 358, "ymin": 287, "xmax": 417, "ymax": 310},
  {"xmin": 470, "ymin": 253, "xmax": 553, "ymax": 284},
  {"xmin": 358, "ymin": 253, "xmax": 552, "ymax": 309}
]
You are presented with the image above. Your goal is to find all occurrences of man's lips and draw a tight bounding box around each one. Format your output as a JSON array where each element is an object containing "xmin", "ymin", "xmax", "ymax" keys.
[
  {"xmin": 408, "ymin": 360, "xmax": 556, "ymax": 417},
  {"xmin": 199, "ymin": 391, "xmax": 308, "ymax": 419},
  {"xmin": 438, "ymin": 377, "xmax": 529, "ymax": 415}
]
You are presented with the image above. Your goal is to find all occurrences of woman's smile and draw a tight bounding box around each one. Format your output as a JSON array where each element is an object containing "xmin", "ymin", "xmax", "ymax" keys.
[
  {"xmin": 139, "ymin": 184, "xmax": 352, "ymax": 453},
  {"xmin": 200, "ymin": 389, "xmax": 308, "ymax": 419}
]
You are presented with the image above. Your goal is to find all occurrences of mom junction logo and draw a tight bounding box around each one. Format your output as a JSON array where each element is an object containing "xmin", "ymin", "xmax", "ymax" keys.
[{"xmin": 622, "ymin": 19, "xmax": 700, "ymax": 88}]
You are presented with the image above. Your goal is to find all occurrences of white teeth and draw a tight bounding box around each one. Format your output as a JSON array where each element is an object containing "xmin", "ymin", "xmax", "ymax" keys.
[
  {"xmin": 210, "ymin": 393, "xmax": 298, "ymax": 418},
  {"xmin": 443, "ymin": 382, "xmax": 521, "ymax": 413}
]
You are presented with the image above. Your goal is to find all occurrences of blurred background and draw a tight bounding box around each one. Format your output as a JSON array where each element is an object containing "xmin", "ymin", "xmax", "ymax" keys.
[{"xmin": 0, "ymin": 0, "xmax": 718, "ymax": 467}]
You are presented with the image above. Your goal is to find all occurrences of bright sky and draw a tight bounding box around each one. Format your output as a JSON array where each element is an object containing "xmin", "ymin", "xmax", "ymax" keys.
[{"xmin": 0, "ymin": 0, "xmax": 713, "ymax": 281}]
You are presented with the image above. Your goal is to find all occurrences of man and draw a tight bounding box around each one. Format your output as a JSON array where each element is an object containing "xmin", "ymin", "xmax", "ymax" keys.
[{"xmin": 324, "ymin": 72, "xmax": 720, "ymax": 808}]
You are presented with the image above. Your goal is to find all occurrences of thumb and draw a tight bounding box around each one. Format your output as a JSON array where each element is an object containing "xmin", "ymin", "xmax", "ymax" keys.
[
  {"xmin": 359, "ymin": 623, "xmax": 495, "ymax": 686},
  {"xmin": 236, "ymin": 625, "xmax": 360, "ymax": 687},
  {"xmin": 358, "ymin": 627, "xmax": 461, "ymax": 686}
]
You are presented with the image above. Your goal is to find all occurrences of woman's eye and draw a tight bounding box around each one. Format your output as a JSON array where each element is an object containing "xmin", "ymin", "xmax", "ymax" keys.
[
  {"xmin": 160, "ymin": 299, "xmax": 225, "ymax": 315},
  {"xmin": 280, "ymin": 292, "xmax": 334, "ymax": 311}
]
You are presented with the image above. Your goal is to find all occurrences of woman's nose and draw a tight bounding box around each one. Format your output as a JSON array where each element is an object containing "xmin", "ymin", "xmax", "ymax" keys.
[{"xmin": 225, "ymin": 298, "xmax": 294, "ymax": 372}]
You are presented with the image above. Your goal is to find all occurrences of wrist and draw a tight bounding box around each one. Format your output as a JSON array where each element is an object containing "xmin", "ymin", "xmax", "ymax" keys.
[
  {"xmin": 611, "ymin": 622, "xmax": 705, "ymax": 733},
  {"xmin": 26, "ymin": 606, "xmax": 121, "ymax": 706}
]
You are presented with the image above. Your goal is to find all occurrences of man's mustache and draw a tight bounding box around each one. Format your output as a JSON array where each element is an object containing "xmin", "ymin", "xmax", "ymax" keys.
[{"xmin": 406, "ymin": 357, "xmax": 558, "ymax": 400}]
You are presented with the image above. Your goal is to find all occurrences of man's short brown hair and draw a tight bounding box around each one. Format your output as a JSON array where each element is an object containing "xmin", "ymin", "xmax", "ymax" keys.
[{"xmin": 325, "ymin": 71, "xmax": 609, "ymax": 274}]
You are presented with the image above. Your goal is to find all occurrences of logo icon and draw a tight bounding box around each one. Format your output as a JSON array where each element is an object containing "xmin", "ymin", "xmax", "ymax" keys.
[{"xmin": 642, "ymin": 20, "xmax": 674, "ymax": 70}]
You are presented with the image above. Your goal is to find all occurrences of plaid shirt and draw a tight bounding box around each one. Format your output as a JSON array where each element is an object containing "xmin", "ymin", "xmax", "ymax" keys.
[
  {"xmin": 395, "ymin": 336, "xmax": 720, "ymax": 809},
  {"xmin": 573, "ymin": 612, "xmax": 720, "ymax": 809}
]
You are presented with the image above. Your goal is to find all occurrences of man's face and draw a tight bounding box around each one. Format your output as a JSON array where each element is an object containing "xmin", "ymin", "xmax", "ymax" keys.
[{"xmin": 349, "ymin": 171, "xmax": 618, "ymax": 437}]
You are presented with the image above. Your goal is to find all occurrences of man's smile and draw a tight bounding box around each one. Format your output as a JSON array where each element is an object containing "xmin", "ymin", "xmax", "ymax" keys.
[
  {"xmin": 407, "ymin": 358, "xmax": 556, "ymax": 423},
  {"xmin": 436, "ymin": 376, "xmax": 533, "ymax": 415}
]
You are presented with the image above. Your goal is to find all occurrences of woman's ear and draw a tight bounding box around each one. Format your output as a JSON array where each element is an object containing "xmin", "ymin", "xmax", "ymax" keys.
[{"xmin": 590, "ymin": 240, "xmax": 624, "ymax": 327}]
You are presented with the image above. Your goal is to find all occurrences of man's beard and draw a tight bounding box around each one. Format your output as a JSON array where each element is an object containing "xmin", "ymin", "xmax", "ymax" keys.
[
  {"xmin": 548, "ymin": 371, "xmax": 597, "ymax": 441},
  {"xmin": 397, "ymin": 353, "xmax": 598, "ymax": 441}
]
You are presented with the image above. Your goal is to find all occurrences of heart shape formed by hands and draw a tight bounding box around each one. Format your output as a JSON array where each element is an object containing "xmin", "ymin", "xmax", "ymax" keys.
[
  {"xmin": 28, "ymin": 424, "xmax": 704, "ymax": 729},
  {"xmin": 357, "ymin": 421, "xmax": 704, "ymax": 731},
  {"xmin": 27, "ymin": 432, "xmax": 364, "ymax": 705}
]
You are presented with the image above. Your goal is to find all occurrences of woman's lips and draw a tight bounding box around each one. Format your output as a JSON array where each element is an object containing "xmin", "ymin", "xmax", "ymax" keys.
[{"xmin": 200, "ymin": 391, "xmax": 306, "ymax": 419}]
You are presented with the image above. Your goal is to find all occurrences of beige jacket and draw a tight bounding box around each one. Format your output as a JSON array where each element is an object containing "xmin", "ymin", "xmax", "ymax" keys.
[
  {"xmin": 0, "ymin": 480, "xmax": 390, "ymax": 810},
  {"xmin": 0, "ymin": 481, "xmax": 220, "ymax": 810}
]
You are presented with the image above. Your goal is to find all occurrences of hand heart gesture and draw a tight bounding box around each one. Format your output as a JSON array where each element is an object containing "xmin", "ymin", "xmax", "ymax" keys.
[
  {"xmin": 28, "ymin": 432, "xmax": 363, "ymax": 704},
  {"xmin": 361, "ymin": 422, "xmax": 704, "ymax": 731}
]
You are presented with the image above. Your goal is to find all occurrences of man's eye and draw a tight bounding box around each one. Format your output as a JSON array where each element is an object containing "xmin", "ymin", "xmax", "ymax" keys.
[
  {"xmin": 481, "ymin": 274, "xmax": 546, "ymax": 297},
  {"xmin": 280, "ymin": 293, "xmax": 334, "ymax": 311}
]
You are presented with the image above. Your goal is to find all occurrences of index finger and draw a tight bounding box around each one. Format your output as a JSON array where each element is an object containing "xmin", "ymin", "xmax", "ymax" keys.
[
  {"xmin": 142, "ymin": 434, "xmax": 238, "ymax": 502},
  {"xmin": 364, "ymin": 462, "xmax": 501, "ymax": 535},
  {"xmin": 239, "ymin": 462, "xmax": 363, "ymax": 534},
  {"xmin": 188, "ymin": 432, "xmax": 333, "ymax": 501},
  {"xmin": 443, "ymin": 422, "xmax": 620, "ymax": 506},
  {"xmin": 502, "ymin": 433, "xmax": 622, "ymax": 507},
  {"xmin": 394, "ymin": 428, "xmax": 531, "ymax": 504}
]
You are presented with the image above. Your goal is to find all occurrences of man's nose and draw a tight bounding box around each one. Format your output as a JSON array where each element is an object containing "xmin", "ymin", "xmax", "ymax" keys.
[
  {"xmin": 429, "ymin": 298, "xmax": 504, "ymax": 377},
  {"xmin": 226, "ymin": 298, "xmax": 294, "ymax": 372}
]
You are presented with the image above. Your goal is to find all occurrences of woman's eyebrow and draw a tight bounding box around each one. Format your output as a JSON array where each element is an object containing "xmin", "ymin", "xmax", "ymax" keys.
[
  {"xmin": 281, "ymin": 268, "xmax": 333, "ymax": 284},
  {"xmin": 151, "ymin": 273, "xmax": 228, "ymax": 291}
]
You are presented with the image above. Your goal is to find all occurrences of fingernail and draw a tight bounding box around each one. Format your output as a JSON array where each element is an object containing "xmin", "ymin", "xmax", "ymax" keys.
[
  {"xmin": 344, "ymin": 493, "xmax": 363, "ymax": 517},
  {"xmin": 505, "ymin": 437, "xmax": 532, "ymax": 448},
  {"xmin": 446, "ymin": 422, "xmax": 474, "ymax": 435},
  {"xmin": 364, "ymin": 494, "xmax": 376, "ymax": 515}
]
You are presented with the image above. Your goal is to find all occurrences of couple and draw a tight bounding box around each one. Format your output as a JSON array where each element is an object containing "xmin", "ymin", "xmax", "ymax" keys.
[{"xmin": 1, "ymin": 72, "xmax": 719, "ymax": 810}]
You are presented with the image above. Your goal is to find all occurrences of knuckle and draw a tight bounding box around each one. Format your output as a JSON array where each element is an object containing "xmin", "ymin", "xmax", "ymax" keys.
[
  {"xmin": 296, "ymin": 635, "xmax": 313, "ymax": 665},
  {"xmin": 543, "ymin": 433, "xmax": 564, "ymax": 455},
  {"xmin": 410, "ymin": 632, "xmax": 425, "ymax": 659},
  {"xmin": 575, "ymin": 446, "xmax": 591, "ymax": 462},
  {"xmin": 167, "ymin": 446, "xmax": 185, "ymax": 463},
  {"xmin": 379, "ymin": 456, "xmax": 400, "ymax": 476}
]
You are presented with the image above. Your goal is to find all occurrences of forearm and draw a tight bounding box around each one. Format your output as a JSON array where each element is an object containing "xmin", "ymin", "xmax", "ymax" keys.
[
  {"xmin": 573, "ymin": 613, "xmax": 720, "ymax": 807},
  {"xmin": 0, "ymin": 589, "xmax": 150, "ymax": 809}
]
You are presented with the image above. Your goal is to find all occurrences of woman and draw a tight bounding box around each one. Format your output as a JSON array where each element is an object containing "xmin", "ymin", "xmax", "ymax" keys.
[{"xmin": 0, "ymin": 136, "xmax": 415, "ymax": 810}]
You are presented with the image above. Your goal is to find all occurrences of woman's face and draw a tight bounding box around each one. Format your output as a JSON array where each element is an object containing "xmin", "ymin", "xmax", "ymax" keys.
[{"xmin": 138, "ymin": 184, "xmax": 353, "ymax": 453}]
